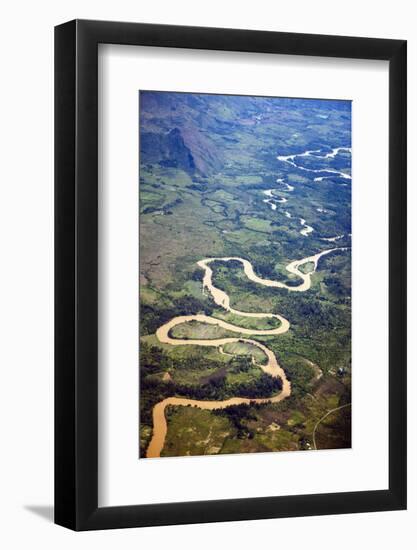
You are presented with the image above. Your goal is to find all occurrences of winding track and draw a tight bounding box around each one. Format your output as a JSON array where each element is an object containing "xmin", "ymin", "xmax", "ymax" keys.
[
  {"xmin": 146, "ymin": 248, "xmax": 345, "ymax": 458},
  {"xmin": 312, "ymin": 403, "xmax": 351, "ymax": 450}
]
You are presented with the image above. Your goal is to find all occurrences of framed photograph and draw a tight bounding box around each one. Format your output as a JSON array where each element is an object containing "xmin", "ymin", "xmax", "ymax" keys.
[{"xmin": 55, "ymin": 19, "xmax": 407, "ymax": 530}]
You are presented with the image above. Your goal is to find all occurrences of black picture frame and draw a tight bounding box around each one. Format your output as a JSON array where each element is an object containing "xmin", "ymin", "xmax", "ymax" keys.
[{"xmin": 55, "ymin": 19, "xmax": 407, "ymax": 531}]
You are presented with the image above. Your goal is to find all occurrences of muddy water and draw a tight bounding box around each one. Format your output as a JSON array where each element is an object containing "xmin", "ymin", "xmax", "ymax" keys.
[{"xmin": 145, "ymin": 249, "xmax": 345, "ymax": 458}]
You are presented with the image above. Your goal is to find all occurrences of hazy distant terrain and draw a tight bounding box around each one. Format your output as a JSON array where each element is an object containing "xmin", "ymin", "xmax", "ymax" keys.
[{"xmin": 139, "ymin": 91, "xmax": 351, "ymax": 458}]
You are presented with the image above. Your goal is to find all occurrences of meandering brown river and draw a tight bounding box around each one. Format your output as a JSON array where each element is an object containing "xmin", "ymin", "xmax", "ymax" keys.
[{"xmin": 145, "ymin": 248, "xmax": 345, "ymax": 458}]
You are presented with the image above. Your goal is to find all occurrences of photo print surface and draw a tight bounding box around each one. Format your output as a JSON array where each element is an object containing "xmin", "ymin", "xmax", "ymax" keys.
[{"xmin": 139, "ymin": 91, "xmax": 351, "ymax": 459}]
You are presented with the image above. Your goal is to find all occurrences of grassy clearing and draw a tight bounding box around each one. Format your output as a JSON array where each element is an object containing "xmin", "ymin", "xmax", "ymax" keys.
[
  {"xmin": 222, "ymin": 341, "xmax": 267, "ymax": 365},
  {"xmin": 141, "ymin": 334, "xmax": 229, "ymax": 362},
  {"xmin": 241, "ymin": 216, "xmax": 274, "ymax": 233},
  {"xmin": 212, "ymin": 309, "xmax": 281, "ymax": 330},
  {"xmin": 225, "ymin": 365, "xmax": 265, "ymax": 386},
  {"xmin": 171, "ymin": 366, "xmax": 220, "ymax": 385},
  {"xmin": 299, "ymin": 261, "xmax": 315, "ymax": 274},
  {"xmin": 210, "ymin": 189, "xmax": 237, "ymax": 203},
  {"xmin": 140, "ymin": 286, "xmax": 164, "ymax": 306},
  {"xmin": 170, "ymin": 320, "xmax": 242, "ymax": 340},
  {"xmin": 162, "ymin": 407, "xmax": 233, "ymax": 457}
]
